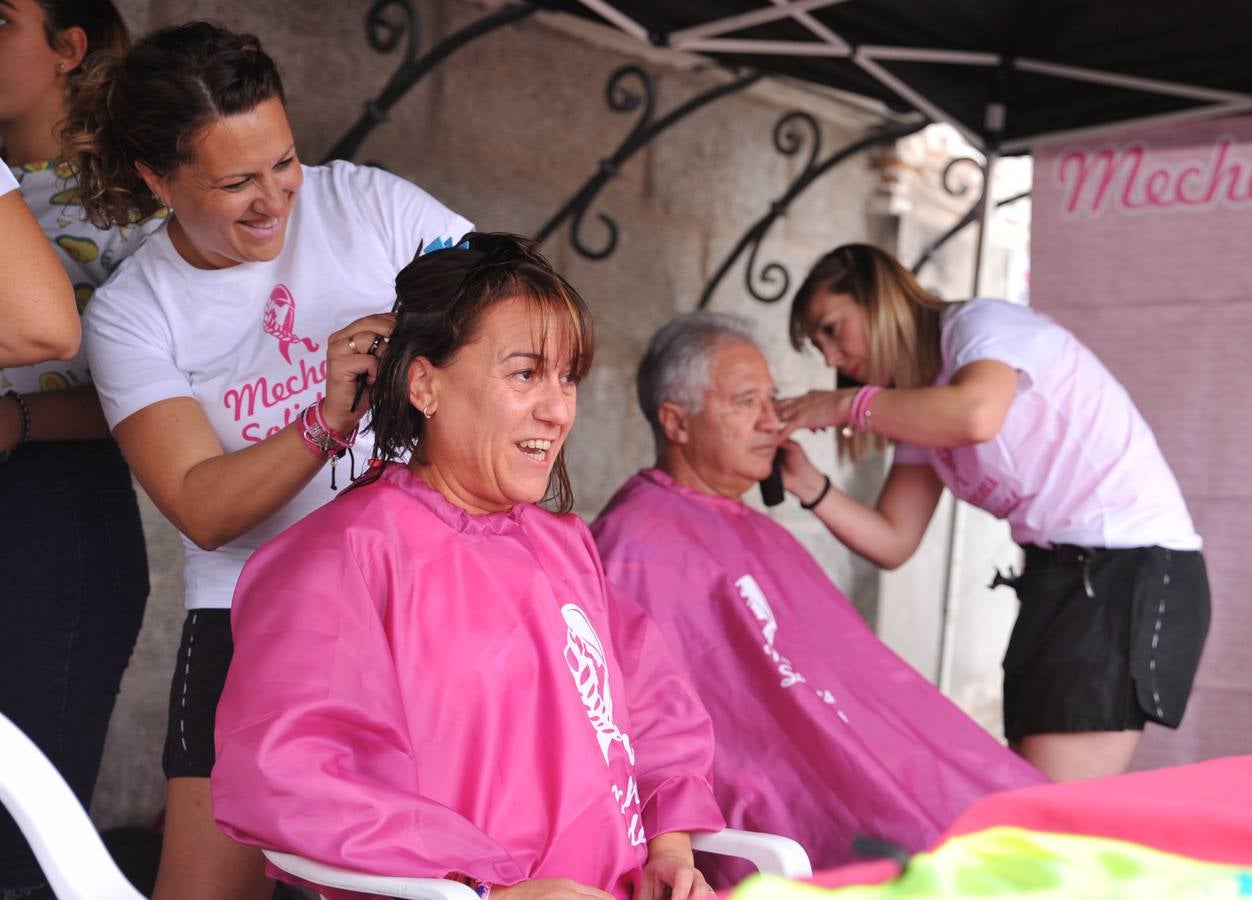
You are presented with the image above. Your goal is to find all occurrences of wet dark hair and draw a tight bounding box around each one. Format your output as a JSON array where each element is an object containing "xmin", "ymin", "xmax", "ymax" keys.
[
  {"xmin": 37, "ymin": 0, "xmax": 129, "ymax": 83},
  {"xmin": 60, "ymin": 21, "xmax": 285, "ymax": 227},
  {"xmin": 360, "ymin": 232, "xmax": 596, "ymax": 515}
]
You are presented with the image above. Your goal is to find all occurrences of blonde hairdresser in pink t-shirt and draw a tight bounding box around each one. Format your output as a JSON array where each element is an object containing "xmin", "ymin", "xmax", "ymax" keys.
[{"xmin": 775, "ymin": 243, "xmax": 1208, "ymax": 784}]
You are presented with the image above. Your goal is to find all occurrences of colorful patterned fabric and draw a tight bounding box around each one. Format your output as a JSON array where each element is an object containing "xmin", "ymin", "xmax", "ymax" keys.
[
  {"xmin": 0, "ymin": 161, "xmax": 163, "ymax": 395},
  {"xmin": 730, "ymin": 755, "xmax": 1252, "ymax": 898},
  {"xmin": 732, "ymin": 827, "xmax": 1252, "ymax": 899}
]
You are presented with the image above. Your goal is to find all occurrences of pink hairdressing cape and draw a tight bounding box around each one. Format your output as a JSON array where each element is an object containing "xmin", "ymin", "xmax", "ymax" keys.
[
  {"xmin": 591, "ymin": 470, "xmax": 1045, "ymax": 875},
  {"xmin": 212, "ymin": 463, "xmax": 725, "ymax": 900}
]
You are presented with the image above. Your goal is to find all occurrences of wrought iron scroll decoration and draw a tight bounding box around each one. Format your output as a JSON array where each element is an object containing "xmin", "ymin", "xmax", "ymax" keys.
[
  {"xmin": 697, "ymin": 116, "xmax": 929, "ymax": 309},
  {"xmin": 910, "ymin": 155, "xmax": 1029, "ymax": 276},
  {"xmin": 536, "ymin": 66, "xmax": 764, "ymax": 260},
  {"xmin": 321, "ymin": 0, "xmax": 536, "ymax": 164}
]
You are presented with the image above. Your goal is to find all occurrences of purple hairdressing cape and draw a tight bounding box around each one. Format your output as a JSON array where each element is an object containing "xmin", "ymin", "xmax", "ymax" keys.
[
  {"xmin": 212, "ymin": 464, "xmax": 724, "ymax": 900},
  {"xmin": 592, "ymin": 470, "xmax": 1045, "ymax": 875}
]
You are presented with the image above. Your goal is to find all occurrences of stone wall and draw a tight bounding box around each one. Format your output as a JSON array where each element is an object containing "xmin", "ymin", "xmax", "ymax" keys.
[{"xmin": 91, "ymin": 0, "xmax": 1013, "ymax": 828}]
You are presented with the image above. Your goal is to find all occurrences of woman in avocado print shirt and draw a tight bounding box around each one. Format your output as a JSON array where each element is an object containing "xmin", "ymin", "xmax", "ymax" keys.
[{"xmin": 0, "ymin": 3, "xmax": 160, "ymax": 896}]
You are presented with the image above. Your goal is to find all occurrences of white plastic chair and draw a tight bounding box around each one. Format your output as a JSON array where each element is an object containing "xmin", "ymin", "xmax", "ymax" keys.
[
  {"xmin": 0, "ymin": 712, "xmax": 145, "ymax": 900},
  {"xmin": 265, "ymin": 828, "xmax": 812, "ymax": 900}
]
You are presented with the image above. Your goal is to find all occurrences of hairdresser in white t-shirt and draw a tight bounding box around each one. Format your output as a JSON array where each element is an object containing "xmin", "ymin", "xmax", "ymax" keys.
[
  {"xmin": 66, "ymin": 22, "xmax": 471, "ymax": 900},
  {"xmin": 775, "ymin": 243, "xmax": 1209, "ymax": 785}
]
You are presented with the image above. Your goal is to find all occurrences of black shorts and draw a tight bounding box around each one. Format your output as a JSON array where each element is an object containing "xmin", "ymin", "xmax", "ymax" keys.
[
  {"xmin": 162, "ymin": 609, "xmax": 233, "ymax": 779},
  {"xmin": 1002, "ymin": 545, "xmax": 1209, "ymax": 743}
]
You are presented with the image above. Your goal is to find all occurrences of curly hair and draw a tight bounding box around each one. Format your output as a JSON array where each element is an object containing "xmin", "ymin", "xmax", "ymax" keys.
[
  {"xmin": 37, "ymin": 0, "xmax": 129, "ymax": 87},
  {"xmin": 58, "ymin": 21, "xmax": 284, "ymax": 227}
]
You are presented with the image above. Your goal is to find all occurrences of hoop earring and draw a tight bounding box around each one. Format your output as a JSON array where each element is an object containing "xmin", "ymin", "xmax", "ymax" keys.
[{"xmin": 422, "ymin": 405, "xmax": 433, "ymax": 420}]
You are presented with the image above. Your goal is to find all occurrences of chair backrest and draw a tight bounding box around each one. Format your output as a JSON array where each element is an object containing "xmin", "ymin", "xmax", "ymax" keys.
[{"xmin": 0, "ymin": 713, "xmax": 144, "ymax": 900}]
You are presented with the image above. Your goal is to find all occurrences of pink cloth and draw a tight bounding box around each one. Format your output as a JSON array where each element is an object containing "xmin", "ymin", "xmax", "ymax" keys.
[
  {"xmin": 943, "ymin": 754, "xmax": 1252, "ymax": 866},
  {"xmin": 212, "ymin": 463, "xmax": 724, "ymax": 899},
  {"xmin": 807, "ymin": 755, "xmax": 1252, "ymax": 890},
  {"xmin": 592, "ymin": 470, "xmax": 1046, "ymax": 875}
]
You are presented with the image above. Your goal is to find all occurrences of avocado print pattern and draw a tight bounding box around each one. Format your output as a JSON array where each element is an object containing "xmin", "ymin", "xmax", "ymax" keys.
[{"xmin": 1, "ymin": 160, "xmax": 165, "ymax": 395}]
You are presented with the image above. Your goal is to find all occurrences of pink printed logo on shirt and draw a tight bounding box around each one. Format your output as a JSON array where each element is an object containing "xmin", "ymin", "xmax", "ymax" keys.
[
  {"xmin": 560, "ymin": 603, "xmax": 646, "ymax": 847},
  {"xmin": 562, "ymin": 604, "xmax": 634, "ymax": 766},
  {"xmin": 262, "ymin": 284, "xmax": 320, "ymax": 364}
]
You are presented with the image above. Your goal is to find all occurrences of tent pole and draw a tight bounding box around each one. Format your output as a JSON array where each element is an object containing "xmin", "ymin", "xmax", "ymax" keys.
[
  {"xmin": 936, "ymin": 102, "xmax": 1002, "ymax": 695},
  {"xmin": 971, "ymin": 141, "xmax": 1001, "ymax": 296}
]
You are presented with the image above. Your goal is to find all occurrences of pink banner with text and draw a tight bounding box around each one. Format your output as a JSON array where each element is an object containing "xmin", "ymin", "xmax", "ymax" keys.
[{"xmin": 1032, "ymin": 116, "xmax": 1252, "ymax": 769}]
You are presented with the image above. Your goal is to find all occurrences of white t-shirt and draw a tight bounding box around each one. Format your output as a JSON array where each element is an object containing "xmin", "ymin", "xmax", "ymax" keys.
[
  {"xmin": 84, "ymin": 161, "xmax": 473, "ymax": 609},
  {"xmin": 894, "ymin": 299, "xmax": 1201, "ymax": 550},
  {"xmin": 0, "ymin": 159, "xmax": 16, "ymax": 194},
  {"xmin": 1, "ymin": 161, "xmax": 162, "ymax": 395}
]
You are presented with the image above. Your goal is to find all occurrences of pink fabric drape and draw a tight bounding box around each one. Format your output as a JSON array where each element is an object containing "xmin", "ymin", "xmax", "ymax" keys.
[
  {"xmin": 592, "ymin": 470, "xmax": 1045, "ymax": 875},
  {"xmin": 213, "ymin": 464, "xmax": 724, "ymax": 899}
]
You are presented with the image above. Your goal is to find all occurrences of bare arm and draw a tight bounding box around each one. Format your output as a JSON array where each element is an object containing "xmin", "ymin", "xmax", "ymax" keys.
[
  {"xmin": 780, "ymin": 440, "xmax": 944, "ymax": 569},
  {"xmin": 637, "ymin": 832, "xmax": 708, "ymax": 900},
  {"xmin": 491, "ymin": 881, "xmax": 613, "ymax": 900},
  {"xmin": 115, "ymin": 397, "xmax": 324, "ymax": 550},
  {"xmin": 777, "ymin": 359, "xmax": 1020, "ymax": 447},
  {"xmin": 0, "ymin": 191, "xmax": 79, "ymax": 366},
  {"xmin": 0, "ymin": 385, "xmax": 111, "ymax": 451},
  {"xmin": 112, "ymin": 313, "xmax": 394, "ymax": 551}
]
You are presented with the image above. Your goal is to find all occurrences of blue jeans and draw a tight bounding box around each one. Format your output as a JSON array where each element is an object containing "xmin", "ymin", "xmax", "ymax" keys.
[{"xmin": 0, "ymin": 440, "xmax": 149, "ymax": 898}]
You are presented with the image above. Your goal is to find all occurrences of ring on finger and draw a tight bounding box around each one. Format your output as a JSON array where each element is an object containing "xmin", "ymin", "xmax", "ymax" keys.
[
  {"xmin": 347, "ymin": 336, "xmax": 360, "ymax": 353},
  {"xmin": 367, "ymin": 334, "xmax": 384, "ymax": 355}
]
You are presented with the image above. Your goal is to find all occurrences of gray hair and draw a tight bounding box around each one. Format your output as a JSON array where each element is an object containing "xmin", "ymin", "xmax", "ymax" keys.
[{"xmin": 636, "ymin": 311, "xmax": 760, "ymax": 449}]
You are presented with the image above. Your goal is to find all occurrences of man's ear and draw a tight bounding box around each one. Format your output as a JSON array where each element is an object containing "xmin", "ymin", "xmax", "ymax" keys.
[
  {"xmin": 657, "ymin": 401, "xmax": 690, "ymax": 445},
  {"xmin": 407, "ymin": 357, "xmax": 437, "ymax": 416}
]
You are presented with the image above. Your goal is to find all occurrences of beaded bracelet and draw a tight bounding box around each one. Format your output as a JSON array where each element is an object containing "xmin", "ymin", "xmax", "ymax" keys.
[
  {"xmin": 299, "ymin": 400, "xmax": 357, "ymax": 460},
  {"xmin": 5, "ymin": 391, "xmax": 31, "ymax": 448}
]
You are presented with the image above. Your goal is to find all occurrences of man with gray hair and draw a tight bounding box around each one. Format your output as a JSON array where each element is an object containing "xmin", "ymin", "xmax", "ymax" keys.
[
  {"xmin": 634, "ymin": 312, "xmax": 781, "ymax": 497},
  {"xmin": 592, "ymin": 312, "xmax": 1043, "ymax": 880}
]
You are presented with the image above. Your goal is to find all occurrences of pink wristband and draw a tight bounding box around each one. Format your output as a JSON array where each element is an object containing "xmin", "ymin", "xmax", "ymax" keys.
[
  {"xmin": 300, "ymin": 400, "xmax": 358, "ymax": 460},
  {"xmin": 849, "ymin": 386, "xmax": 883, "ymax": 432}
]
